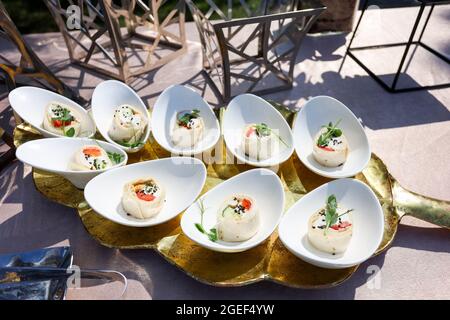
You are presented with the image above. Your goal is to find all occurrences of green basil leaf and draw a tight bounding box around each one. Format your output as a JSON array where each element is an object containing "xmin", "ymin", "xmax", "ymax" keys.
[
  {"xmin": 195, "ymin": 223, "xmax": 205, "ymax": 234},
  {"xmin": 65, "ymin": 127, "xmax": 75, "ymax": 137}
]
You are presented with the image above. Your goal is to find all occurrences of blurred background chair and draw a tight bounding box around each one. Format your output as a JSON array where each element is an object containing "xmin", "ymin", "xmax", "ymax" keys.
[
  {"xmin": 0, "ymin": 1, "xmax": 84, "ymax": 169},
  {"xmin": 186, "ymin": 0, "xmax": 326, "ymax": 102},
  {"xmin": 0, "ymin": 1, "xmax": 83, "ymax": 105},
  {"xmin": 45, "ymin": 0, "xmax": 187, "ymax": 84}
]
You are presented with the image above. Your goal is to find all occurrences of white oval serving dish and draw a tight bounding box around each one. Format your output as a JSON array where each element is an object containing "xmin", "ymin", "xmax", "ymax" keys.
[
  {"xmin": 181, "ymin": 168, "xmax": 285, "ymax": 253},
  {"xmin": 8, "ymin": 86, "xmax": 95, "ymax": 138},
  {"xmin": 16, "ymin": 138, "xmax": 128, "ymax": 189},
  {"xmin": 84, "ymin": 157, "xmax": 207, "ymax": 227},
  {"xmin": 223, "ymin": 94, "xmax": 294, "ymax": 168},
  {"xmin": 151, "ymin": 85, "xmax": 220, "ymax": 155},
  {"xmin": 91, "ymin": 80, "xmax": 151, "ymax": 153},
  {"xmin": 292, "ymin": 96, "xmax": 371, "ymax": 178},
  {"xmin": 278, "ymin": 178, "xmax": 384, "ymax": 269}
]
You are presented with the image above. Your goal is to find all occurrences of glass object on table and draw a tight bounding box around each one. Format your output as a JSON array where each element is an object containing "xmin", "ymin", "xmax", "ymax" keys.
[{"xmin": 0, "ymin": 246, "xmax": 127, "ymax": 300}]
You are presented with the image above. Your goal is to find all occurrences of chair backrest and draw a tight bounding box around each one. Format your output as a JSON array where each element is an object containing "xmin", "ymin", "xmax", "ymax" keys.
[
  {"xmin": 0, "ymin": 1, "xmax": 84, "ymax": 104},
  {"xmin": 185, "ymin": 0, "xmax": 326, "ymax": 101},
  {"xmin": 192, "ymin": 0, "xmax": 301, "ymax": 20}
]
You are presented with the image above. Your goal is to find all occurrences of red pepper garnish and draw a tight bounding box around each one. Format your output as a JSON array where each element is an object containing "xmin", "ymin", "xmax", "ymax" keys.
[
  {"xmin": 136, "ymin": 192, "xmax": 155, "ymax": 202},
  {"xmin": 52, "ymin": 119, "xmax": 72, "ymax": 128},
  {"xmin": 241, "ymin": 198, "xmax": 251, "ymax": 211},
  {"xmin": 330, "ymin": 221, "xmax": 352, "ymax": 230},
  {"xmin": 83, "ymin": 147, "xmax": 101, "ymax": 157},
  {"xmin": 319, "ymin": 145, "xmax": 334, "ymax": 152},
  {"xmin": 246, "ymin": 127, "xmax": 256, "ymax": 137}
]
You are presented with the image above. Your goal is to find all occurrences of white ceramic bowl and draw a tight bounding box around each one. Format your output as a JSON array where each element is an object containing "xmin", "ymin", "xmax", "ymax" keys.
[
  {"xmin": 8, "ymin": 87, "xmax": 95, "ymax": 138},
  {"xmin": 151, "ymin": 85, "xmax": 220, "ymax": 155},
  {"xmin": 91, "ymin": 80, "xmax": 151, "ymax": 153},
  {"xmin": 84, "ymin": 157, "xmax": 207, "ymax": 227},
  {"xmin": 293, "ymin": 96, "xmax": 371, "ymax": 178},
  {"xmin": 16, "ymin": 138, "xmax": 128, "ymax": 189},
  {"xmin": 223, "ymin": 94, "xmax": 294, "ymax": 167},
  {"xmin": 181, "ymin": 168, "xmax": 285, "ymax": 253},
  {"xmin": 278, "ymin": 178, "xmax": 384, "ymax": 269}
]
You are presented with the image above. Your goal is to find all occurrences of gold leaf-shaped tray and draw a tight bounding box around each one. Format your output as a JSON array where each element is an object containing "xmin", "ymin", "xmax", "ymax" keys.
[{"xmin": 13, "ymin": 106, "xmax": 450, "ymax": 288}]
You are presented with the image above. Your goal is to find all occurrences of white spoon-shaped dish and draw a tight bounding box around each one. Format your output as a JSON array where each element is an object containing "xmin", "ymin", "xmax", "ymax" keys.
[
  {"xmin": 8, "ymin": 87, "xmax": 95, "ymax": 138},
  {"xmin": 293, "ymin": 96, "xmax": 371, "ymax": 178},
  {"xmin": 278, "ymin": 178, "xmax": 384, "ymax": 269},
  {"xmin": 223, "ymin": 94, "xmax": 294, "ymax": 167},
  {"xmin": 16, "ymin": 138, "xmax": 128, "ymax": 189},
  {"xmin": 84, "ymin": 157, "xmax": 207, "ymax": 227},
  {"xmin": 91, "ymin": 80, "xmax": 151, "ymax": 153},
  {"xmin": 181, "ymin": 168, "xmax": 285, "ymax": 253},
  {"xmin": 151, "ymin": 85, "xmax": 220, "ymax": 155}
]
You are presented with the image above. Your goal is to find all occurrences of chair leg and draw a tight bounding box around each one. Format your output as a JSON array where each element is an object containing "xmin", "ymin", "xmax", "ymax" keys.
[
  {"xmin": 391, "ymin": 2, "xmax": 426, "ymax": 90},
  {"xmin": 339, "ymin": 0, "xmax": 370, "ymax": 73}
]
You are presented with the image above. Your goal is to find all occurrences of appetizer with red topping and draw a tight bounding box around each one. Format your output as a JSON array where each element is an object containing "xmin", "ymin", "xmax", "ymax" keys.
[
  {"xmin": 312, "ymin": 120, "xmax": 349, "ymax": 167},
  {"xmin": 307, "ymin": 194, "xmax": 354, "ymax": 255},
  {"xmin": 216, "ymin": 195, "xmax": 260, "ymax": 242},
  {"xmin": 242, "ymin": 123, "xmax": 285, "ymax": 161},
  {"xmin": 68, "ymin": 145, "xmax": 115, "ymax": 171},
  {"xmin": 171, "ymin": 109, "xmax": 204, "ymax": 148},
  {"xmin": 43, "ymin": 102, "xmax": 81, "ymax": 137},
  {"xmin": 122, "ymin": 178, "xmax": 165, "ymax": 219}
]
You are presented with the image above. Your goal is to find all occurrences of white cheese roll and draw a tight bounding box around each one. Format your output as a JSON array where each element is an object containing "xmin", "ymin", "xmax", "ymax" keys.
[
  {"xmin": 307, "ymin": 207, "xmax": 353, "ymax": 254},
  {"xmin": 171, "ymin": 110, "xmax": 204, "ymax": 148},
  {"xmin": 122, "ymin": 178, "xmax": 165, "ymax": 219},
  {"xmin": 68, "ymin": 145, "xmax": 113, "ymax": 171},
  {"xmin": 42, "ymin": 101, "xmax": 81, "ymax": 137},
  {"xmin": 217, "ymin": 195, "xmax": 259, "ymax": 242},
  {"xmin": 312, "ymin": 128, "xmax": 349, "ymax": 167},
  {"xmin": 108, "ymin": 104, "xmax": 147, "ymax": 146},
  {"xmin": 241, "ymin": 124, "xmax": 278, "ymax": 161}
]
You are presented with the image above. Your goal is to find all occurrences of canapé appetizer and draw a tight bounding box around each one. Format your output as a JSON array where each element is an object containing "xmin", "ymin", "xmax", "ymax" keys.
[
  {"xmin": 217, "ymin": 195, "xmax": 260, "ymax": 242},
  {"xmin": 307, "ymin": 194, "xmax": 354, "ymax": 255},
  {"xmin": 242, "ymin": 123, "xmax": 287, "ymax": 161},
  {"xmin": 122, "ymin": 178, "xmax": 165, "ymax": 219},
  {"xmin": 68, "ymin": 144, "xmax": 124, "ymax": 171},
  {"xmin": 313, "ymin": 120, "xmax": 349, "ymax": 167},
  {"xmin": 43, "ymin": 102, "xmax": 81, "ymax": 137},
  {"xmin": 171, "ymin": 109, "xmax": 204, "ymax": 148},
  {"xmin": 68, "ymin": 145, "xmax": 112, "ymax": 171},
  {"xmin": 108, "ymin": 104, "xmax": 147, "ymax": 147}
]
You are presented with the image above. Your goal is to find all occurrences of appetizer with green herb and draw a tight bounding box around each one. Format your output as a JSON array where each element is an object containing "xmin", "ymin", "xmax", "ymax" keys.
[
  {"xmin": 217, "ymin": 195, "xmax": 260, "ymax": 242},
  {"xmin": 242, "ymin": 123, "xmax": 288, "ymax": 161},
  {"xmin": 307, "ymin": 194, "xmax": 354, "ymax": 255},
  {"xmin": 172, "ymin": 109, "xmax": 204, "ymax": 148},
  {"xmin": 68, "ymin": 145, "xmax": 114, "ymax": 171},
  {"xmin": 108, "ymin": 104, "xmax": 147, "ymax": 149},
  {"xmin": 313, "ymin": 120, "xmax": 349, "ymax": 167},
  {"xmin": 43, "ymin": 102, "xmax": 81, "ymax": 137}
]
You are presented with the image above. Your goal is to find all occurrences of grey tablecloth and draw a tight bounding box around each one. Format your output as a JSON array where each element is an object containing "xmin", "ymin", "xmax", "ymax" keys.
[{"xmin": 0, "ymin": 7, "xmax": 449, "ymax": 299}]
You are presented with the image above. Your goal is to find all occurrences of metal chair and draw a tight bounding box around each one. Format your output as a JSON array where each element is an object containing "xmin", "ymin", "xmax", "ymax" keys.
[
  {"xmin": 45, "ymin": 0, "xmax": 187, "ymax": 83},
  {"xmin": 186, "ymin": 0, "xmax": 326, "ymax": 102}
]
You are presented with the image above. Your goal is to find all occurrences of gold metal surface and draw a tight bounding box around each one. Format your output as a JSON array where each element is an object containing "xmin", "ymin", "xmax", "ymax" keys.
[{"xmin": 13, "ymin": 103, "xmax": 450, "ymax": 288}]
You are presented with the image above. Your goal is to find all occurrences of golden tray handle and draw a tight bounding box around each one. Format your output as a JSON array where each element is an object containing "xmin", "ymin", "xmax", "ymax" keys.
[{"xmin": 393, "ymin": 180, "xmax": 450, "ymax": 229}]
